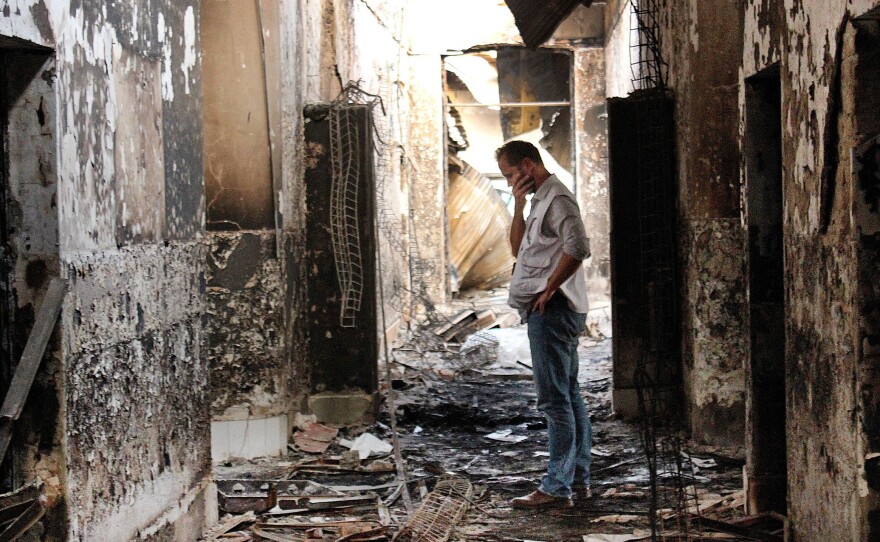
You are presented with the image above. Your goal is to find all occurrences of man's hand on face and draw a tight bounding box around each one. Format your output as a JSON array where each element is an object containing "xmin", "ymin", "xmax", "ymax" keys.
[{"xmin": 511, "ymin": 170, "xmax": 535, "ymax": 204}]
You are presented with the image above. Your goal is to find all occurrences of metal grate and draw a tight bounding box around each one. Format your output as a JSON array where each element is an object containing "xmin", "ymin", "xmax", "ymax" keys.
[
  {"xmin": 629, "ymin": 0, "xmax": 669, "ymax": 91},
  {"xmin": 393, "ymin": 476, "xmax": 473, "ymax": 542}
]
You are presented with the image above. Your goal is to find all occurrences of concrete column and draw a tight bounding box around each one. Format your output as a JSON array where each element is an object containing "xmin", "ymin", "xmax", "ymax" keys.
[
  {"xmin": 573, "ymin": 46, "xmax": 610, "ymax": 299},
  {"xmin": 407, "ymin": 55, "xmax": 449, "ymax": 306}
]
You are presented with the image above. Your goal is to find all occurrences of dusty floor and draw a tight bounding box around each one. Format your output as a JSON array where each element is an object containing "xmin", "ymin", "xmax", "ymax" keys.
[{"xmin": 210, "ymin": 291, "xmax": 761, "ymax": 541}]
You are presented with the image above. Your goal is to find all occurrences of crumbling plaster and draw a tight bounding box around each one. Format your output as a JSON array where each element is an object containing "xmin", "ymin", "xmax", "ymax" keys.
[
  {"xmin": 206, "ymin": 232, "xmax": 287, "ymax": 420},
  {"xmin": 3, "ymin": 1, "xmax": 210, "ymax": 540},
  {"xmin": 654, "ymin": 0, "xmax": 748, "ymax": 446},
  {"xmin": 604, "ymin": 0, "xmax": 750, "ymax": 441},
  {"xmin": 777, "ymin": 1, "xmax": 880, "ymax": 539}
]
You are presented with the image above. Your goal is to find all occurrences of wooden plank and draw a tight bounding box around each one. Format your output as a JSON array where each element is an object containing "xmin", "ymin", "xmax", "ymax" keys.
[
  {"xmin": 0, "ymin": 278, "xmax": 66, "ymax": 421},
  {"xmin": 692, "ymin": 515, "xmax": 784, "ymax": 542},
  {"xmin": 0, "ymin": 499, "xmax": 44, "ymax": 542},
  {"xmin": 0, "ymin": 278, "xmax": 66, "ymax": 459}
]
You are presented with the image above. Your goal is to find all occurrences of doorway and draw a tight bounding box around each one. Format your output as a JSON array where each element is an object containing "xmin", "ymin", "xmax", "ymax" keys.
[
  {"xmin": 743, "ymin": 64, "xmax": 786, "ymax": 515},
  {"xmin": 0, "ymin": 39, "xmax": 58, "ymax": 491},
  {"xmin": 443, "ymin": 47, "xmax": 574, "ymax": 294}
]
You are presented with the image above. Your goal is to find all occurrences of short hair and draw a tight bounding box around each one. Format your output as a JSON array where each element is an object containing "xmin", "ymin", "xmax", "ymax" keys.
[{"xmin": 495, "ymin": 140, "xmax": 543, "ymax": 166}]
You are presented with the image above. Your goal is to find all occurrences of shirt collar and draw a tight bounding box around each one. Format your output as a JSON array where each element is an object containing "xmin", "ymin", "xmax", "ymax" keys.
[{"xmin": 531, "ymin": 174, "xmax": 557, "ymax": 202}]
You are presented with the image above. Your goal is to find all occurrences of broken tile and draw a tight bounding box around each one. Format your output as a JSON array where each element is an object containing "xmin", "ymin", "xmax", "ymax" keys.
[{"xmin": 293, "ymin": 422, "xmax": 339, "ymax": 454}]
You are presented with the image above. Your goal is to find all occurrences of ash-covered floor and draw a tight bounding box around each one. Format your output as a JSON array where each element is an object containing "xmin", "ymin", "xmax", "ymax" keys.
[{"xmin": 208, "ymin": 292, "xmax": 764, "ymax": 541}]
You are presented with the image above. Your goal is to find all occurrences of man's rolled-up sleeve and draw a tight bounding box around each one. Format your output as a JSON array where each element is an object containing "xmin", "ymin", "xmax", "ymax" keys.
[{"xmin": 544, "ymin": 196, "xmax": 591, "ymax": 261}]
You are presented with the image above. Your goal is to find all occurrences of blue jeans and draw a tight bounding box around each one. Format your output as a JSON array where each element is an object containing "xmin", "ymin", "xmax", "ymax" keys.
[{"xmin": 527, "ymin": 294, "xmax": 590, "ymax": 497}]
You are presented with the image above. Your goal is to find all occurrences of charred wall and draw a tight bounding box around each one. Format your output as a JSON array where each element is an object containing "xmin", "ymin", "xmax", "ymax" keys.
[
  {"xmin": 739, "ymin": 0, "xmax": 880, "ymax": 537},
  {"xmin": 3, "ymin": 1, "xmax": 211, "ymax": 540},
  {"xmin": 206, "ymin": 233, "xmax": 286, "ymax": 419},
  {"xmin": 201, "ymin": 0, "xmax": 290, "ymax": 431},
  {"xmin": 776, "ymin": 2, "xmax": 880, "ymax": 539},
  {"xmin": 654, "ymin": 0, "xmax": 747, "ymax": 447},
  {"xmin": 605, "ymin": 0, "xmax": 747, "ymax": 441}
]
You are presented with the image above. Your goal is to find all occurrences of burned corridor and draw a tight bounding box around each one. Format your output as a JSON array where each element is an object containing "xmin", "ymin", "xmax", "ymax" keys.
[{"xmin": 0, "ymin": 0, "xmax": 878, "ymax": 540}]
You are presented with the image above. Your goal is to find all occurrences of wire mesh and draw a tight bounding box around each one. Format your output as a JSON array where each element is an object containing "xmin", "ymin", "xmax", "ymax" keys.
[
  {"xmin": 628, "ymin": 1, "xmax": 703, "ymax": 539},
  {"xmin": 329, "ymin": 105, "xmax": 366, "ymax": 328},
  {"xmin": 393, "ymin": 476, "xmax": 473, "ymax": 542}
]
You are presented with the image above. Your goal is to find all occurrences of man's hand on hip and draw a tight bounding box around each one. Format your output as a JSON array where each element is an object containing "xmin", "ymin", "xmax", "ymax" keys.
[{"xmin": 531, "ymin": 289, "xmax": 555, "ymax": 315}]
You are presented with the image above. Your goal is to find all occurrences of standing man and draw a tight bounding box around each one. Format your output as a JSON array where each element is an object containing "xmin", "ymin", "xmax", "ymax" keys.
[{"xmin": 496, "ymin": 140, "xmax": 592, "ymax": 509}]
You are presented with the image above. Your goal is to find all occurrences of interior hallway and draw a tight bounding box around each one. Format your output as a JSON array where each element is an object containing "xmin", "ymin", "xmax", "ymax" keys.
[{"xmin": 1, "ymin": 0, "xmax": 879, "ymax": 540}]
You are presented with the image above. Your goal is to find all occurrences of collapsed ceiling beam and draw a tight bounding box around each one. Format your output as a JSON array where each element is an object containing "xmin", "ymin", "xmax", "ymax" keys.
[{"xmin": 503, "ymin": 0, "xmax": 592, "ymax": 48}]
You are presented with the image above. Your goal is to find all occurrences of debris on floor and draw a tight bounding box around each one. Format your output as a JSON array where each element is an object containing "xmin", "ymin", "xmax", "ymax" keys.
[{"xmin": 206, "ymin": 292, "xmax": 759, "ymax": 541}]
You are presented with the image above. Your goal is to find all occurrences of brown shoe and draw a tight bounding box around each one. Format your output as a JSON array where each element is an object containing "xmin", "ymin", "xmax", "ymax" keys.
[
  {"xmin": 510, "ymin": 490, "xmax": 573, "ymax": 509},
  {"xmin": 572, "ymin": 485, "xmax": 592, "ymax": 501}
]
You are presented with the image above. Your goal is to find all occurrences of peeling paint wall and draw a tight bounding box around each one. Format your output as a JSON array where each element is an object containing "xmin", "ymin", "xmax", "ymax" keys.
[
  {"xmin": 206, "ymin": 232, "xmax": 286, "ymax": 420},
  {"xmin": 775, "ymin": 1, "xmax": 880, "ymax": 539},
  {"xmin": 2, "ymin": 1, "xmax": 210, "ymax": 540},
  {"xmin": 656, "ymin": 0, "xmax": 747, "ymax": 447},
  {"xmin": 200, "ymin": 0, "xmax": 290, "ymax": 433}
]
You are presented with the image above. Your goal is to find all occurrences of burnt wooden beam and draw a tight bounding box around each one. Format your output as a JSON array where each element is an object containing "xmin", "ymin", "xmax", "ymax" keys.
[{"xmin": 0, "ymin": 277, "xmax": 66, "ymax": 460}]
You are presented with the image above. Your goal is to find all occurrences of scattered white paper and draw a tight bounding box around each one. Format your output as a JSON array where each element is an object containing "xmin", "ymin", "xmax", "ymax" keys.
[
  {"xmin": 485, "ymin": 429, "xmax": 528, "ymax": 444},
  {"xmin": 690, "ymin": 456, "xmax": 717, "ymax": 469},
  {"xmin": 591, "ymin": 447, "xmax": 614, "ymax": 457},
  {"xmin": 339, "ymin": 432, "xmax": 394, "ymax": 460},
  {"xmin": 533, "ymin": 451, "xmax": 551, "ymax": 457},
  {"xmin": 583, "ymin": 532, "xmax": 649, "ymax": 542}
]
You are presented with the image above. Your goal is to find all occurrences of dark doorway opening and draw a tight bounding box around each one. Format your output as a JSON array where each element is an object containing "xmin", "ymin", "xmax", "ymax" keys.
[
  {"xmin": 743, "ymin": 64, "xmax": 786, "ymax": 515},
  {"xmin": 0, "ymin": 38, "xmax": 58, "ymax": 492},
  {"xmin": 853, "ymin": 11, "xmax": 880, "ymax": 538}
]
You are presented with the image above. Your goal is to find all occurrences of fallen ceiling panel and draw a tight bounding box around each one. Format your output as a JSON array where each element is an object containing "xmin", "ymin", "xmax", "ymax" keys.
[{"xmin": 503, "ymin": 0, "xmax": 592, "ymax": 48}]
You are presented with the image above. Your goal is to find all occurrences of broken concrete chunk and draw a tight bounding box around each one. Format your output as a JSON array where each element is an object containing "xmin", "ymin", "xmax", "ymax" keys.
[{"xmin": 339, "ymin": 433, "xmax": 393, "ymax": 460}]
